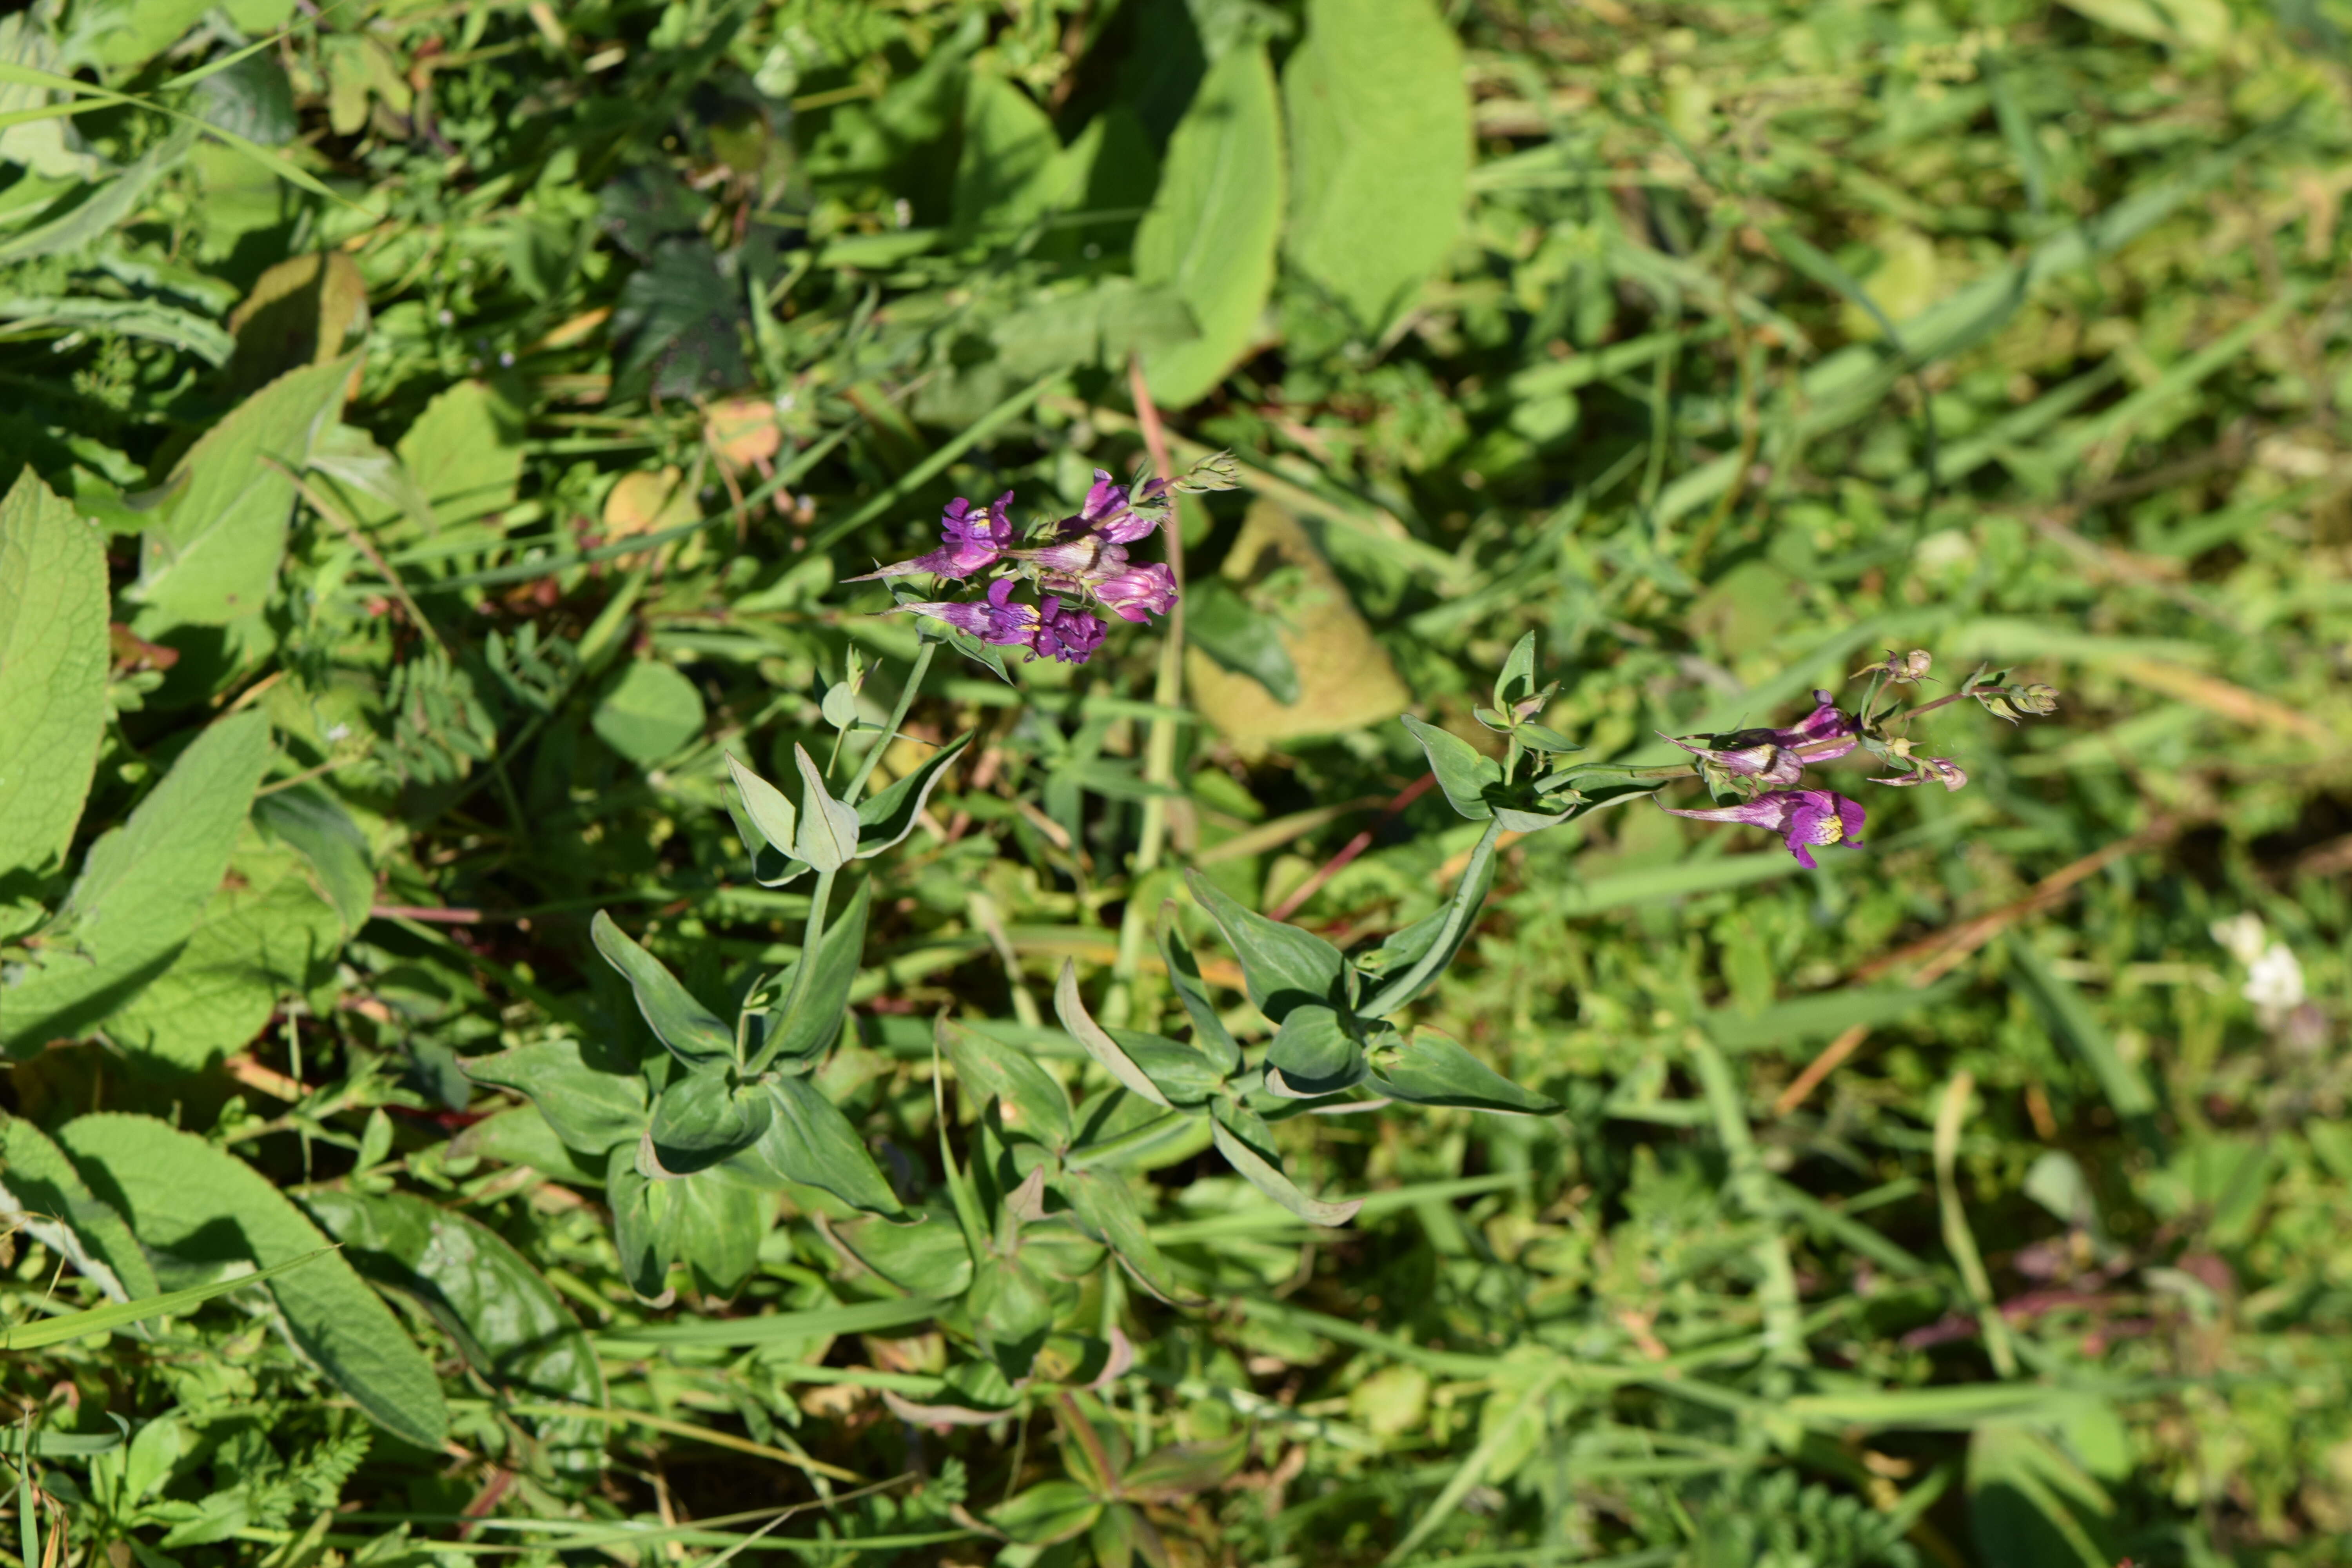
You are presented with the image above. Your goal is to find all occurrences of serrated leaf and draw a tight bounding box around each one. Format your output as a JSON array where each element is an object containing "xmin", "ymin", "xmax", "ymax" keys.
[
  {"xmin": 1158, "ymin": 902, "xmax": 1243, "ymax": 1076},
  {"xmin": 1372, "ymin": 1027, "xmax": 1560, "ymax": 1115},
  {"xmin": 857, "ymin": 731, "xmax": 971, "ymax": 858},
  {"xmin": 132, "ymin": 354, "xmax": 356, "ymax": 629},
  {"xmin": 1055, "ymin": 960, "xmax": 1170, "ymax": 1108},
  {"xmin": 0, "ymin": 1113, "xmax": 158, "ymax": 1305},
  {"xmin": 461, "ymin": 1036, "xmax": 648, "ymax": 1153},
  {"xmin": 58, "ymin": 1113, "xmax": 448, "ymax": 1450},
  {"xmin": 1399, "ymin": 713, "xmax": 1499, "ymax": 822},
  {"xmin": 0, "ymin": 468, "xmax": 107, "ymax": 880},
  {"xmin": 1207, "ymin": 1102, "xmax": 1361, "ymax": 1227},
  {"xmin": 646, "ymin": 1065, "xmax": 773, "ymax": 1176},
  {"xmin": 757, "ymin": 877, "xmax": 871, "ymax": 1069},
  {"xmin": 1134, "ymin": 43, "xmax": 1285, "ymax": 407},
  {"xmin": 792, "ymin": 744, "xmax": 861, "ymax": 873},
  {"xmin": 1282, "ymin": 0, "xmax": 1469, "ymax": 330},
  {"xmin": 1183, "ymin": 869, "xmax": 1346, "ymax": 1023},
  {"xmin": 590, "ymin": 910, "xmax": 734, "ymax": 1067},
  {"xmin": 302, "ymin": 1188, "xmax": 605, "ymax": 1473},
  {"xmin": 942, "ymin": 1017, "xmax": 1074, "ymax": 1151},
  {"xmin": 1263, "ymin": 1004, "xmax": 1368, "ymax": 1100},
  {"xmin": 0, "ymin": 710, "xmax": 271, "ymax": 1054}
]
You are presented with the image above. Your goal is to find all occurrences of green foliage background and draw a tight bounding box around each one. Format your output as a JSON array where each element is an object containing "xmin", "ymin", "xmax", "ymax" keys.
[{"xmin": 0, "ymin": 0, "xmax": 2349, "ymax": 1563}]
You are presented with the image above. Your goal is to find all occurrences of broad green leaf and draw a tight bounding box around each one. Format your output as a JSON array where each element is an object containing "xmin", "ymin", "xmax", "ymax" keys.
[
  {"xmin": 0, "ymin": 1113, "xmax": 158, "ymax": 1304},
  {"xmin": 1183, "ymin": 869, "xmax": 1346, "ymax": 1023},
  {"xmin": 1107, "ymin": 1027, "xmax": 1224, "ymax": 1107},
  {"xmin": 824, "ymin": 1204, "xmax": 975, "ymax": 1298},
  {"xmin": 462, "ymin": 1036, "xmax": 649, "ymax": 1154},
  {"xmin": 1968, "ymin": 1420, "xmax": 2118, "ymax": 1568},
  {"xmin": 395, "ymin": 379, "xmax": 523, "ymax": 529},
  {"xmin": 57, "ymin": 1113, "xmax": 447, "ymax": 1450},
  {"xmin": 726, "ymin": 752, "xmax": 797, "ymax": 860},
  {"xmin": 1282, "ymin": 0, "xmax": 1469, "ymax": 330},
  {"xmin": 1493, "ymin": 632, "xmax": 1539, "ymax": 712},
  {"xmin": 1055, "ymin": 960, "xmax": 1171, "ymax": 1108},
  {"xmin": 591, "ymin": 659, "xmax": 707, "ymax": 766},
  {"xmin": 735, "ymin": 1074, "xmax": 904, "ymax": 1217},
  {"xmin": 669, "ymin": 1172, "xmax": 769, "ymax": 1299},
  {"xmin": 0, "ymin": 710, "xmax": 271, "ymax": 1054},
  {"xmin": 250, "ymin": 782, "xmax": 373, "ymax": 933},
  {"xmin": 0, "ymin": 1248, "xmax": 330, "ymax": 1352},
  {"xmin": 857, "ymin": 731, "xmax": 971, "ymax": 858},
  {"xmin": 1399, "ymin": 715, "xmax": 1499, "ymax": 822},
  {"xmin": 1061, "ymin": 1168, "xmax": 1194, "ymax": 1306},
  {"xmin": 103, "ymin": 830, "xmax": 345, "ymax": 1071},
  {"xmin": 1185, "ymin": 577, "xmax": 1301, "ymax": 705},
  {"xmin": 969, "ymin": 1252, "xmax": 1058, "ymax": 1379},
  {"xmin": 792, "ymin": 744, "xmax": 861, "ymax": 873},
  {"xmin": 590, "ymin": 910, "xmax": 734, "ymax": 1067},
  {"xmin": 646, "ymin": 1066, "xmax": 773, "ymax": 1175},
  {"xmin": 605, "ymin": 1142, "xmax": 677, "ymax": 1300},
  {"xmin": 1134, "ymin": 43, "xmax": 1285, "ymax": 407},
  {"xmin": 942, "ymin": 1016, "xmax": 1074, "ymax": 1151},
  {"xmin": 301, "ymin": 1188, "xmax": 606, "ymax": 1474},
  {"xmin": 757, "ymin": 876, "xmax": 872, "ymax": 1069},
  {"xmin": 0, "ymin": 468, "xmax": 107, "ymax": 879},
  {"xmin": 1372, "ymin": 1027, "xmax": 1561, "ymax": 1115},
  {"xmin": 1263, "ymin": 1004, "xmax": 1367, "ymax": 1100},
  {"xmin": 1207, "ymin": 1101, "xmax": 1361, "ymax": 1227},
  {"xmin": 1158, "ymin": 902, "xmax": 1243, "ymax": 1076},
  {"xmin": 132, "ymin": 354, "xmax": 356, "ymax": 629},
  {"xmin": 447, "ymin": 1105, "xmax": 606, "ymax": 1186},
  {"xmin": 951, "ymin": 73, "xmax": 1073, "ymax": 235}
]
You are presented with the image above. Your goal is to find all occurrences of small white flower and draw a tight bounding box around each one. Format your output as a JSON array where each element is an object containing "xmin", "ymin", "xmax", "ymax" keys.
[
  {"xmin": 2244, "ymin": 942, "xmax": 2307, "ymax": 1015},
  {"xmin": 2209, "ymin": 912, "xmax": 2267, "ymax": 967}
]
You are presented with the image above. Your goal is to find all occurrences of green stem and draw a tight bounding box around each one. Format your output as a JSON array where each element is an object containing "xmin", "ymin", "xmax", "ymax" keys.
[
  {"xmin": 757, "ymin": 865, "xmax": 836, "ymax": 1073},
  {"xmin": 844, "ymin": 641, "xmax": 935, "ymax": 806}
]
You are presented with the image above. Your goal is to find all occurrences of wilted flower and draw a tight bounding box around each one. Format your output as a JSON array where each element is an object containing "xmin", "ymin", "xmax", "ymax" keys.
[
  {"xmin": 848, "ymin": 493, "xmax": 1016, "ymax": 582},
  {"xmin": 1661, "ymin": 690, "xmax": 1859, "ymax": 789},
  {"xmin": 1853, "ymin": 649, "xmax": 1934, "ymax": 684},
  {"xmin": 1867, "ymin": 740, "xmax": 1967, "ymax": 792},
  {"xmin": 1661, "ymin": 788, "xmax": 1866, "ymax": 868}
]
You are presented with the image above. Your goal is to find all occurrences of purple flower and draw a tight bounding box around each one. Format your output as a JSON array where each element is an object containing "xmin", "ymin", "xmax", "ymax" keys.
[
  {"xmin": 1068, "ymin": 469, "xmax": 1172, "ymax": 546},
  {"xmin": 1093, "ymin": 562, "xmax": 1177, "ymax": 623},
  {"xmin": 889, "ymin": 597, "xmax": 998, "ymax": 638},
  {"xmin": 848, "ymin": 492, "xmax": 1016, "ymax": 581},
  {"xmin": 1661, "ymin": 788, "xmax": 1866, "ymax": 869},
  {"xmin": 1034, "ymin": 598, "xmax": 1106, "ymax": 663},
  {"xmin": 1661, "ymin": 690, "xmax": 1859, "ymax": 786},
  {"xmin": 920, "ymin": 579, "xmax": 1106, "ymax": 664}
]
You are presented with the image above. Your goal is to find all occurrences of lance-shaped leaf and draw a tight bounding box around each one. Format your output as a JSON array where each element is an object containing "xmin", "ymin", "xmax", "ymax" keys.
[
  {"xmin": 1262, "ymin": 1004, "xmax": 1368, "ymax": 1100},
  {"xmin": 942, "ymin": 1018, "xmax": 1074, "ymax": 1151},
  {"xmin": 462, "ymin": 1036, "xmax": 648, "ymax": 1152},
  {"xmin": 606, "ymin": 1143, "xmax": 677, "ymax": 1300},
  {"xmin": 792, "ymin": 744, "xmax": 861, "ymax": 873},
  {"xmin": 1493, "ymin": 632, "xmax": 1538, "ymax": 712},
  {"xmin": 590, "ymin": 911, "xmax": 734, "ymax": 1067},
  {"xmin": 1056, "ymin": 961, "xmax": 1171, "ymax": 1108},
  {"xmin": 1400, "ymin": 714, "xmax": 1500, "ymax": 822},
  {"xmin": 1372, "ymin": 1027, "xmax": 1561, "ymax": 1115},
  {"xmin": 725, "ymin": 793, "xmax": 809, "ymax": 887},
  {"xmin": 670, "ymin": 1172, "xmax": 769, "ymax": 1298},
  {"xmin": 1183, "ymin": 870, "xmax": 1346, "ymax": 1023},
  {"xmin": 826, "ymin": 1203, "xmax": 974, "ymax": 1296},
  {"xmin": 1207, "ymin": 1101, "xmax": 1361, "ymax": 1227},
  {"xmin": 1158, "ymin": 902, "xmax": 1243, "ymax": 1076},
  {"xmin": 1121, "ymin": 1428, "xmax": 1250, "ymax": 1504},
  {"xmin": 857, "ymin": 730, "xmax": 971, "ymax": 857},
  {"xmin": 737, "ymin": 1074, "xmax": 905, "ymax": 1217},
  {"xmin": 1108, "ymin": 1028, "xmax": 1225, "ymax": 1107},
  {"xmin": 725, "ymin": 751, "xmax": 801, "ymax": 874},
  {"xmin": 1061, "ymin": 1168, "xmax": 1196, "ymax": 1306},
  {"xmin": 756, "ymin": 877, "xmax": 871, "ymax": 1070},
  {"xmin": 1360, "ymin": 818, "xmax": 1501, "ymax": 1019},
  {"xmin": 646, "ymin": 1065, "xmax": 773, "ymax": 1175}
]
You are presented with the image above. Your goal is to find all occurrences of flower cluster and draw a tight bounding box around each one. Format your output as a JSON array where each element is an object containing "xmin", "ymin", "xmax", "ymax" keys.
[
  {"xmin": 851, "ymin": 456, "xmax": 1234, "ymax": 665},
  {"xmin": 1653, "ymin": 652, "xmax": 2057, "ymax": 866}
]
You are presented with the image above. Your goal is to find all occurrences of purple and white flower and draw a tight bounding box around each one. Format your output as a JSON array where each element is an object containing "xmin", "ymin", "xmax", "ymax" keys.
[
  {"xmin": 1660, "ymin": 690, "xmax": 1859, "ymax": 787},
  {"xmin": 1661, "ymin": 788, "xmax": 1866, "ymax": 869}
]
